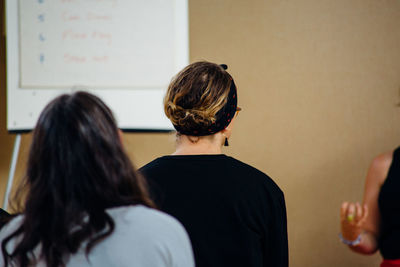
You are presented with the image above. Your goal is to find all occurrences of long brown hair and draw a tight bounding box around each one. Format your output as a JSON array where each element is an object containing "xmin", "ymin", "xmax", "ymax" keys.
[{"xmin": 2, "ymin": 92, "xmax": 154, "ymax": 267}]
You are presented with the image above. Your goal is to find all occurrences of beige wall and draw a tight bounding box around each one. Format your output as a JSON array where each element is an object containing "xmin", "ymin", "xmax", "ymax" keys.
[{"xmin": 2, "ymin": 0, "xmax": 400, "ymax": 266}]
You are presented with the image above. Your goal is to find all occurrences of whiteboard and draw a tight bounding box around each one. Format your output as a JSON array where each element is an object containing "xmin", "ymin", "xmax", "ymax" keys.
[{"xmin": 6, "ymin": 0, "xmax": 188, "ymax": 132}]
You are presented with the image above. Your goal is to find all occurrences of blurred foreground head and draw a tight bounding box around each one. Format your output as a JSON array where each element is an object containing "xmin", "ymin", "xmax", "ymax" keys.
[{"xmin": 3, "ymin": 91, "xmax": 153, "ymax": 267}]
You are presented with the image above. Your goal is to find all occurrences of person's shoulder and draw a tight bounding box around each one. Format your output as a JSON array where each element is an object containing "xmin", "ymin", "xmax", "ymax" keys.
[
  {"xmin": 110, "ymin": 205, "xmax": 193, "ymax": 258},
  {"xmin": 129, "ymin": 205, "xmax": 181, "ymax": 225},
  {"xmin": 109, "ymin": 205, "xmax": 187, "ymax": 236},
  {"xmin": 372, "ymin": 150, "xmax": 393, "ymax": 173},
  {"xmin": 139, "ymin": 157, "xmax": 166, "ymax": 174},
  {"xmin": 226, "ymin": 156, "xmax": 284, "ymax": 195},
  {"xmin": 372, "ymin": 150, "xmax": 393, "ymax": 169},
  {"xmin": 104, "ymin": 206, "xmax": 194, "ymax": 266},
  {"xmin": 366, "ymin": 150, "xmax": 394, "ymax": 187}
]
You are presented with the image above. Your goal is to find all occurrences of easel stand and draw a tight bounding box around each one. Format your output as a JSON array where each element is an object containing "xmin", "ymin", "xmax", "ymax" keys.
[{"xmin": 3, "ymin": 134, "xmax": 21, "ymax": 210}]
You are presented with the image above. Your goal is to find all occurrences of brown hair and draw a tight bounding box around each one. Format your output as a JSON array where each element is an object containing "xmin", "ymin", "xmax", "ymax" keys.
[
  {"xmin": 2, "ymin": 92, "xmax": 155, "ymax": 267},
  {"xmin": 164, "ymin": 61, "xmax": 234, "ymax": 134}
]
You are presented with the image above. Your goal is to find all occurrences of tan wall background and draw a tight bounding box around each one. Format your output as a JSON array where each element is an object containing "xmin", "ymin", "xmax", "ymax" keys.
[{"xmin": 1, "ymin": 0, "xmax": 400, "ymax": 266}]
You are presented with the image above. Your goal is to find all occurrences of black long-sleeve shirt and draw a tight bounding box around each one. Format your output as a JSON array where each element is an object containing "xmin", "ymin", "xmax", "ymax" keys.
[{"xmin": 140, "ymin": 154, "xmax": 288, "ymax": 267}]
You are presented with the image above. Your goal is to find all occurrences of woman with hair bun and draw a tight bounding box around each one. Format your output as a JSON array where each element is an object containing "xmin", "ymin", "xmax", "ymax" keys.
[
  {"xmin": 0, "ymin": 92, "xmax": 194, "ymax": 267},
  {"xmin": 140, "ymin": 61, "xmax": 288, "ymax": 267}
]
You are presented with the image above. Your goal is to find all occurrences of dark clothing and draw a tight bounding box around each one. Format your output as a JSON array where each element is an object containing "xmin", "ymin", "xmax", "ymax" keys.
[
  {"xmin": 379, "ymin": 147, "xmax": 400, "ymax": 259},
  {"xmin": 140, "ymin": 154, "xmax": 288, "ymax": 267},
  {"xmin": 0, "ymin": 209, "xmax": 11, "ymax": 230}
]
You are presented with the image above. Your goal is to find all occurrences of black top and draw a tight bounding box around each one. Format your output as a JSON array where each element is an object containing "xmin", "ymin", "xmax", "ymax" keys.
[
  {"xmin": 0, "ymin": 209, "xmax": 11, "ymax": 230},
  {"xmin": 378, "ymin": 147, "xmax": 400, "ymax": 259},
  {"xmin": 140, "ymin": 154, "xmax": 288, "ymax": 267}
]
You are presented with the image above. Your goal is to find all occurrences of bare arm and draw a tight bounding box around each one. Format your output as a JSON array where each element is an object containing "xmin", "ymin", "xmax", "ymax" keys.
[{"xmin": 340, "ymin": 151, "xmax": 393, "ymax": 254}]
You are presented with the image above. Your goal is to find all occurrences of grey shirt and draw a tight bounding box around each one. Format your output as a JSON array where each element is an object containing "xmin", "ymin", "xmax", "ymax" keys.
[{"xmin": 0, "ymin": 205, "xmax": 195, "ymax": 267}]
